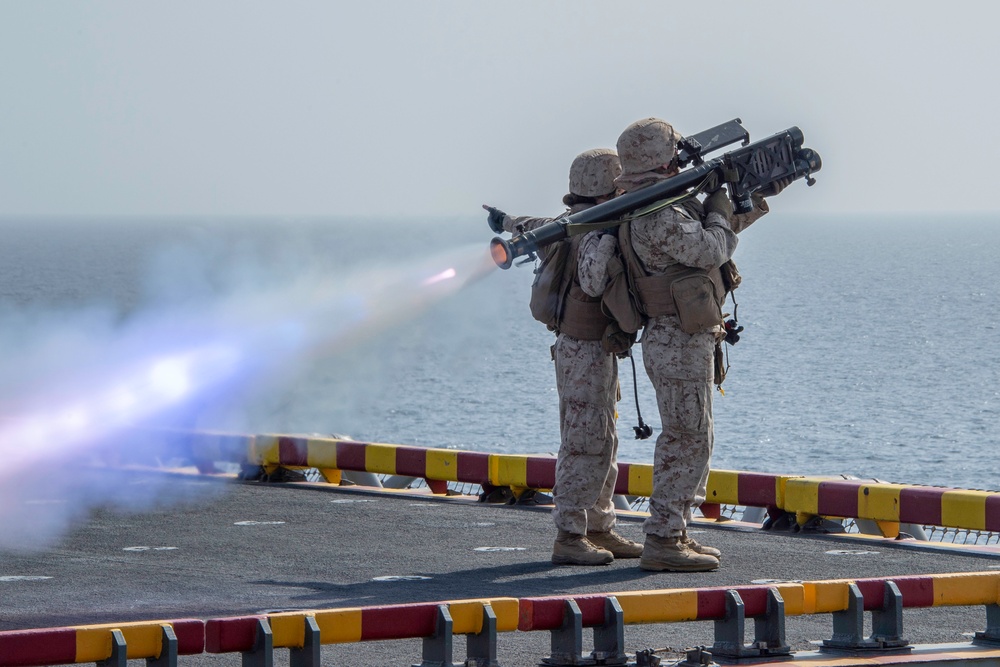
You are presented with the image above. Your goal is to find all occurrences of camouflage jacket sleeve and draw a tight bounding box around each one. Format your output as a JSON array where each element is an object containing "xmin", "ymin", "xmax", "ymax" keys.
[
  {"xmin": 631, "ymin": 206, "xmax": 738, "ymax": 272},
  {"xmin": 729, "ymin": 194, "xmax": 769, "ymax": 235},
  {"xmin": 577, "ymin": 231, "xmax": 618, "ymax": 297}
]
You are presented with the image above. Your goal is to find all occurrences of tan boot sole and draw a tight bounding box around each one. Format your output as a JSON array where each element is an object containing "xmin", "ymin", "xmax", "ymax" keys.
[{"xmin": 552, "ymin": 553, "xmax": 614, "ymax": 566}]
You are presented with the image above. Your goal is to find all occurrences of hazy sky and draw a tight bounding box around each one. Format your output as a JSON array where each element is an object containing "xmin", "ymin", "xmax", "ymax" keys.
[{"xmin": 1, "ymin": 1, "xmax": 998, "ymax": 218}]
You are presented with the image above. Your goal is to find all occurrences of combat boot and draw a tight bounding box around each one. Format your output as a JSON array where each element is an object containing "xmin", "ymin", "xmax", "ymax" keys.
[
  {"xmin": 552, "ymin": 531, "xmax": 614, "ymax": 566},
  {"xmin": 587, "ymin": 530, "xmax": 643, "ymax": 558},
  {"xmin": 682, "ymin": 531, "xmax": 722, "ymax": 559},
  {"xmin": 639, "ymin": 534, "xmax": 719, "ymax": 572}
]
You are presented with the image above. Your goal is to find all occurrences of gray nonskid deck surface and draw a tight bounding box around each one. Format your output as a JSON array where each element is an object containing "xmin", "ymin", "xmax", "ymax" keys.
[{"xmin": 2, "ymin": 472, "xmax": 998, "ymax": 666}]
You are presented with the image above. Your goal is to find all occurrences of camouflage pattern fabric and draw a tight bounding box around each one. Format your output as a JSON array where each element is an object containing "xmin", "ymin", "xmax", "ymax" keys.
[
  {"xmin": 502, "ymin": 203, "xmax": 621, "ymax": 536},
  {"xmin": 625, "ymin": 200, "xmax": 737, "ymax": 539},
  {"xmin": 641, "ymin": 315, "xmax": 716, "ymax": 537},
  {"xmin": 550, "ymin": 333, "xmax": 619, "ymax": 535},
  {"xmin": 577, "ymin": 230, "xmax": 618, "ymax": 297},
  {"xmin": 569, "ymin": 149, "xmax": 621, "ymax": 197},
  {"xmin": 631, "ymin": 206, "xmax": 737, "ymax": 272}
]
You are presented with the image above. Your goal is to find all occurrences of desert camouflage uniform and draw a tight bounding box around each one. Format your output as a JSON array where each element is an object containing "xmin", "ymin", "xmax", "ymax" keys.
[
  {"xmin": 614, "ymin": 118, "xmax": 741, "ymax": 539},
  {"xmin": 500, "ymin": 207, "xmax": 620, "ymax": 536},
  {"xmin": 633, "ymin": 206, "xmax": 736, "ymax": 538}
]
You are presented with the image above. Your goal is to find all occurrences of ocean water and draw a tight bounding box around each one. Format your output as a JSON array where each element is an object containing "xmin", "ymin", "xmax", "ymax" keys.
[{"xmin": 0, "ymin": 213, "xmax": 997, "ymax": 492}]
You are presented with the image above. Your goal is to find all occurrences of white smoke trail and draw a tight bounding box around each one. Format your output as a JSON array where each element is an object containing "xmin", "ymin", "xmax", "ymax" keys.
[{"xmin": 0, "ymin": 235, "xmax": 497, "ymax": 551}]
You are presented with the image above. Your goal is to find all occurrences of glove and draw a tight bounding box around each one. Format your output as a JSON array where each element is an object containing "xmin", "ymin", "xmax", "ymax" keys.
[
  {"xmin": 701, "ymin": 164, "xmax": 739, "ymax": 194},
  {"xmin": 759, "ymin": 177, "xmax": 794, "ymax": 197},
  {"xmin": 703, "ymin": 188, "xmax": 733, "ymax": 219},
  {"xmin": 482, "ymin": 204, "xmax": 507, "ymax": 234}
]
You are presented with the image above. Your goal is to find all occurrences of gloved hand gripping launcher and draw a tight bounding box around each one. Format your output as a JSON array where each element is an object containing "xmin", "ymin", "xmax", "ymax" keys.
[{"xmin": 489, "ymin": 119, "xmax": 822, "ymax": 269}]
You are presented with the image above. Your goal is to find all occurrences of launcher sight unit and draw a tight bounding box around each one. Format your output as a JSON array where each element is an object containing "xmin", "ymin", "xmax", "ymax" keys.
[{"xmin": 489, "ymin": 120, "xmax": 822, "ymax": 269}]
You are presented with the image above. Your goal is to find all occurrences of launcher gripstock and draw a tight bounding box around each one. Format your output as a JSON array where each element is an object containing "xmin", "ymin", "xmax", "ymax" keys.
[{"xmin": 489, "ymin": 125, "xmax": 822, "ymax": 269}]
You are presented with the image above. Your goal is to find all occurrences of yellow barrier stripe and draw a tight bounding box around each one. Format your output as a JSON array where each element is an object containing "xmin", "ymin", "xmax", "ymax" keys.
[
  {"xmin": 774, "ymin": 475, "xmax": 791, "ymax": 509},
  {"xmin": 267, "ymin": 613, "xmax": 309, "ymax": 648},
  {"xmin": 448, "ymin": 601, "xmax": 487, "ymax": 635},
  {"xmin": 933, "ymin": 572, "xmax": 1000, "ymax": 606},
  {"xmin": 306, "ymin": 438, "xmax": 338, "ymax": 469},
  {"xmin": 706, "ymin": 470, "xmax": 740, "ymax": 506},
  {"xmin": 627, "ymin": 464, "xmax": 653, "ymax": 497},
  {"xmin": 784, "ymin": 478, "xmax": 821, "ymax": 516},
  {"xmin": 616, "ymin": 589, "xmax": 699, "ymax": 624},
  {"xmin": 942, "ymin": 490, "xmax": 990, "ymax": 530},
  {"xmin": 490, "ymin": 455, "xmax": 528, "ymax": 488},
  {"xmin": 445, "ymin": 598, "xmax": 516, "ymax": 634},
  {"xmin": 858, "ymin": 483, "xmax": 902, "ymax": 522},
  {"xmin": 487, "ymin": 598, "xmax": 520, "ymax": 633},
  {"xmin": 75, "ymin": 623, "xmax": 164, "ymax": 662},
  {"xmin": 775, "ymin": 583, "xmax": 806, "ymax": 616},
  {"xmin": 248, "ymin": 435, "xmax": 280, "ymax": 466},
  {"xmin": 426, "ymin": 449, "xmax": 459, "ymax": 482},
  {"xmin": 313, "ymin": 608, "xmax": 363, "ymax": 644},
  {"xmin": 365, "ymin": 444, "xmax": 398, "ymax": 475},
  {"xmin": 804, "ymin": 580, "xmax": 852, "ymax": 614}
]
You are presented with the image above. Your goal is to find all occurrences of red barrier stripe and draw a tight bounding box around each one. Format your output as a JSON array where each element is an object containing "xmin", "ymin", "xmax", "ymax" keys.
[
  {"xmin": 173, "ymin": 619, "xmax": 207, "ymax": 655},
  {"xmin": 575, "ymin": 595, "xmax": 607, "ymax": 626},
  {"xmin": 986, "ymin": 495, "xmax": 1000, "ymax": 532},
  {"xmin": 615, "ymin": 463, "xmax": 632, "ymax": 495},
  {"xmin": 0, "ymin": 628, "xmax": 76, "ymax": 667},
  {"xmin": 737, "ymin": 473, "xmax": 779, "ymax": 507},
  {"xmin": 278, "ymin": 436, "xmax": 309, "ymax": 467},
  {"xmin": 205, "ymin": 616, "xmax": 264, "ymax": 653},
  {"xmin": 457, "ymin": 451, "xmax": 490, "ymax": 485},
  {"xmin": 899, "ymin": 487, "xmax": 944, "ymax": 525},
  {"xmin": 854, "ymin": 576, "xmax": 935, "ymax": 610},
  {"xmin": 336, "ymin": 440, "xmax": 368, "ymax": 471},
  {"xmin": 394, "ymin": 447, "xmax": 427, "ymax": 478},
  {"xmin": 360, "ymin": 604, "xmax": 438, "ymax": 641},
  {"xmin": 525, "ymin": 457, "xmax": 556, "ymax": 490},
  {"xmin": 695, "ymin": 586, "xmax": 773, "ymax": 620},
  {"xmin": 817, "ymin": 481, "xmax": 860, "ymax": 517},
  {"xmin": 517, "ymin": 594, "xmax": 608, "ymax": 631}
]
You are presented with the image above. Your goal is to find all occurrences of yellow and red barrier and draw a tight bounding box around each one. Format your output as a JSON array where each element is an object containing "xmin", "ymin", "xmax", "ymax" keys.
[{"xmin": 5, "ymin": 573, "xmax": 1000, "ymax": 666}]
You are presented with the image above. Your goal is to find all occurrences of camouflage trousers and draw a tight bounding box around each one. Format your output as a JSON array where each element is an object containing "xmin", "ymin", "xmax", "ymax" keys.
[
  {"xmin": 550, "ymin": 334, "xmax": 620, "ymax": 536},
  {"xmin": 641, "ymin": 315, "xmax": 715, "ymax": 539}
]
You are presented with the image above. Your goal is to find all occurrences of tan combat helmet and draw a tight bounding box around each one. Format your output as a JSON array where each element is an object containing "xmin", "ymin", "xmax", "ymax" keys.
[
  {"xmin": 568, "ymin": 148, "xmax": 622, "ymax": 198},
  {"xmin": 614, "ymin": 118, "xmax": 682, "ymax": 191}
]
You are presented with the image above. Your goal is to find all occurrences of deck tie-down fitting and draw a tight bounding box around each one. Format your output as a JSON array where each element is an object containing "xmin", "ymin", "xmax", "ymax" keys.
[
  {"xmin": 290, "ymin": 617, "xmax": 321, "ymax": 667},
  {"xmin": 975, "ymin": 604, "xmax": 1000, "ymax": 647},
  {"xmin": 541, "ymin": 597, "xmax": 628, "ymax": 666},
  {"xmin": 711, "ymin": 588, "xmax": 791, "ymax": 661},
  {"xmin": 821, "ymin": 581, "xmax": 910, "ymax": 654},
  {"xmin": 416, "ymin": 603, "xmax": 503, "ymax": 667},
  {"xmin": 243, "ymin": 618, "xmax": 274, "ymax": 667}
]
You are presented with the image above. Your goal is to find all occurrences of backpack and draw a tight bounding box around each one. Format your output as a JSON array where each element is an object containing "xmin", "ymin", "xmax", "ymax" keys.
[{"xmin": 528, "ymin": 240, "xmax": 575, "ymax": 330}]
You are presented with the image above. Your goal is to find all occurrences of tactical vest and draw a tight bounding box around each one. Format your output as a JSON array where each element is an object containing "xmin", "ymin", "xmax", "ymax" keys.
[
  {"xmin": 530, "ymin": 233, "xmax": 613, "ymax": 341},
  {"xmin": 604, "ymin": 202, "xmax": 736, "ymax": 335}
]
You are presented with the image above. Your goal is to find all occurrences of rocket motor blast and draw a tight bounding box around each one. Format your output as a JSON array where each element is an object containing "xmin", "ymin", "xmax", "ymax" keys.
[{"xmin": 489, "ymin": 119, "xmax": 822, "ymax": 269}]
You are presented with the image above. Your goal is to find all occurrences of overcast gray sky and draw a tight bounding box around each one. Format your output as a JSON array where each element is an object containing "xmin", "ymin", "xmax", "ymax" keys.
[{"xmin": 1, "ymin": 1, "xmax": 997, "ymax": 219}]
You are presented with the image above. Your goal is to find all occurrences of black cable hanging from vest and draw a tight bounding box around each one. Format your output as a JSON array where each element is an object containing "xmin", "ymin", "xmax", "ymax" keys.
[{"xmin": 627, "ymin": 351, "xmax": 653, "ymax": 440}]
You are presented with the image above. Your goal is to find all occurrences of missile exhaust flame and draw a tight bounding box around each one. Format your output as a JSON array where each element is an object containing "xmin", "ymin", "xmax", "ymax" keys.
[{"xmin": 0, "ymin": 238, "xmax": 496, "ymax": 550}]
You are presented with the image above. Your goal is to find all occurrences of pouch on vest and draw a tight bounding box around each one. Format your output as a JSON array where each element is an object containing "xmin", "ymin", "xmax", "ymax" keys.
[
  {"xmin": 528, "ymin": 241, "xmax": 572, "ymax": 329},
  {"xmin": 670, "ymin": 273, "xmax": 723, "ymax": 334},
  {"xmin": 600, "ymin": 321, "xmax": 637, "ymax": 356},
  {"xmin": 601, "ymin": 254, "xmax": 645, "ymax": 334}
]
